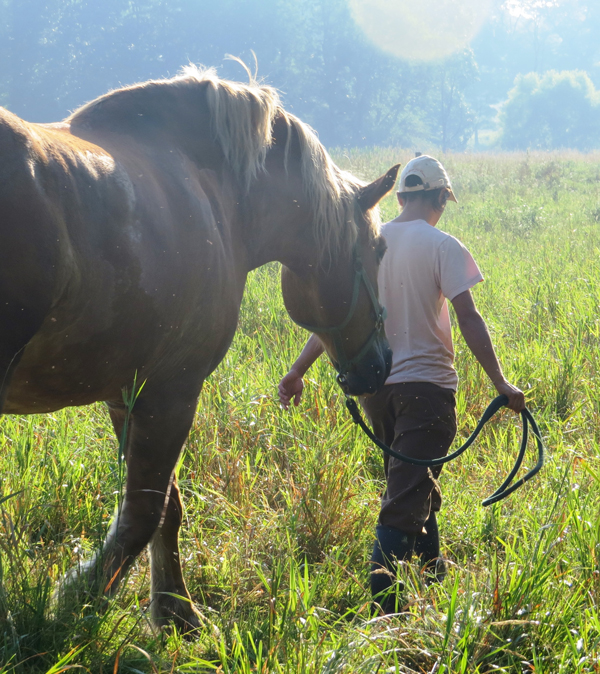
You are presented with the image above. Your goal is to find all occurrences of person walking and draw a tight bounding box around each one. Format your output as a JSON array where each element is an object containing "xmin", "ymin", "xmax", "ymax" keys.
[{"xmin": 278, "ymin": 155, "xmax": 525, "ymax": 614}]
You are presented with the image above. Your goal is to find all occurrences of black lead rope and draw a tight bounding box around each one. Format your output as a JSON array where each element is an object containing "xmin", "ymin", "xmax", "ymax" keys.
[{"xmin": 345, "ymin": 394, "xmax": 545, "ymax": 506}]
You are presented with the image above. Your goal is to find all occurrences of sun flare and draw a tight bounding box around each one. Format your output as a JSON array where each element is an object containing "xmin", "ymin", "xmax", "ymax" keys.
[{"xmin": 349, "ymin": 0, "xmax": 492, "ymax": 62}]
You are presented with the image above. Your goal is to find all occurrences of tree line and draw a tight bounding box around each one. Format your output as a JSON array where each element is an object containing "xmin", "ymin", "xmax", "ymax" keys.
[{"xmin": 1, "ymin": 0, "xmax": 599, "ymax": 151}]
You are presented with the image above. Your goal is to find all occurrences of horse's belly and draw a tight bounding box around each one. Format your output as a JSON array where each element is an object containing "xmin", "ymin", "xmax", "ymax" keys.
[
  {"xmin": 3, "ymin": 384, "xmax": 105, "ymax": 414},
  {"xmin": 4, "ymin": 285, "xmax": 241, "ymax": 415},
  {"xmin": 5, "ymin": 334, "xmax": 128, "ymax": 413}
]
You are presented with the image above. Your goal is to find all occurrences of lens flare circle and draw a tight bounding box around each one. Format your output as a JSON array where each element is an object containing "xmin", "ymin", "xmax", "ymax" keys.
[{"xmin": 349, "ymin": 0, "xmax": 492, "ymax": 62}]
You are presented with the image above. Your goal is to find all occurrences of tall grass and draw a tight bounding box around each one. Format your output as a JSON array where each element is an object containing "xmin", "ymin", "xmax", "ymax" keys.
[{"xmin": 1, "ymin": 152, "xmax": 600, "ymax": 672}]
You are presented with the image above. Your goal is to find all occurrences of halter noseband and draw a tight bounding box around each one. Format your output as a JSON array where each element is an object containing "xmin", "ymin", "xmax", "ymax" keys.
[{"xmin": 291, "ymin": 247, "xmax": 387, "ymax": 384}]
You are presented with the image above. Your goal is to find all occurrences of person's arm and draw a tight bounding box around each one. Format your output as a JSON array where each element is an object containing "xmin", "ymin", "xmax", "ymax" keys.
[
  {"xmin": 278, "ymin": 333, "xmax": 324, "ymax": 409},
  {"xmin": 451, "ymin": 289, "xmax": 525, "ymax": 412}
]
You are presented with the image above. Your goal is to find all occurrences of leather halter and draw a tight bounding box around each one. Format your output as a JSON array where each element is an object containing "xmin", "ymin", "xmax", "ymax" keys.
[{"xmin": 291, "ymin": 247, "xmax": 387, "ymax": 384}]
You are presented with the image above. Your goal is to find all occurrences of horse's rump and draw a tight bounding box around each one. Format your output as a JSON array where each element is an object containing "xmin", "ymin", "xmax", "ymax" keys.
[{"xmin": 0, "ymin": 102, "xmax": 243, "ymax": 413}]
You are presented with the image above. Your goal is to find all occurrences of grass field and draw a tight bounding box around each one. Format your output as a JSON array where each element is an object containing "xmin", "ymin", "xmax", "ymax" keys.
[{"xmin": 1, "ymin": 151, "xmax": 600, "ymax": 673}]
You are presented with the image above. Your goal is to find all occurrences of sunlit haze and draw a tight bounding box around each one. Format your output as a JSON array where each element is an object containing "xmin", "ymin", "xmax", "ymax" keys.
[
  {"xmin": 349, "ymin": 0, "xmax": 492, "ymax": 61},
  {"xmin": 503, "ymin": 0, "xmax": 562, "ymax": 20}
]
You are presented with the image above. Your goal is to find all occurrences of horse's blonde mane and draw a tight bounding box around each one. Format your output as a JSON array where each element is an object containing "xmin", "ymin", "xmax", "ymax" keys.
[
  {"xmin": 69, "ymin": 65, "xmax": 379, "ymax": 259},
  {"xmin": 179, "ymin": 65, "xmax": 278, "ymax": 191},
  {"xmin": 179, "ymin": 65, "xmax": 377, "ymax": 259}
]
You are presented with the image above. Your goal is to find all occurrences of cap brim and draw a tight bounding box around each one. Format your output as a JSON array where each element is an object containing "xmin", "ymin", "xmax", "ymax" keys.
[{"xmin": 448, "ymin": 189, "xmax": 458, "ymax": 203}]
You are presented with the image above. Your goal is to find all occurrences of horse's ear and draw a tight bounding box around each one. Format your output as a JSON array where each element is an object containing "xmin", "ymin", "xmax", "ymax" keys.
[{"xmin": 357, "ymin": 164, "xmax": 401, "ymax": 212}]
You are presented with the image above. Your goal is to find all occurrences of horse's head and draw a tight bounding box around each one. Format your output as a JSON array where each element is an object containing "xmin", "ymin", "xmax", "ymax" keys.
[{"xmin": 279, "ymin": 162, "xmax": 400, "ymax": 397}]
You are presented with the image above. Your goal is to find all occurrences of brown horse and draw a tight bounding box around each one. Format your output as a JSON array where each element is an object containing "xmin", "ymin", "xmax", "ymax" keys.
[{"xmin": 0, "ymin": 66, "xmax": 398, "ymax": 631}]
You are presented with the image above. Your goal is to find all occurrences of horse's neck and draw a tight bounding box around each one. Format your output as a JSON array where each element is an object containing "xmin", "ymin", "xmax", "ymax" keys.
[
  {"xmin": 69, "ymin": 84, "xmax": 313, "ymax": 272},
  {"xmin": 70, "ymin": 84, "xmax": 209, "ymax": 146},
  {"xmin": 242, "ymin": 196, "xmax": 317, "ymax": 274}
]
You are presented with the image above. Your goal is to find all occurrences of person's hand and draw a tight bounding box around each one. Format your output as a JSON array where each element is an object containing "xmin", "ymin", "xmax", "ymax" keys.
[
  {"xmin": 278, "ymin": 369, "xmax": 304, "ymax": 409},
  {"xmin": 494, "ymin": 379, "xmax": 525, "ymax": 413}
]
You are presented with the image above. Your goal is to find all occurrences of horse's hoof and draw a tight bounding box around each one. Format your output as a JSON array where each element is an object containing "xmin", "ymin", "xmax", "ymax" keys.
[
  {"xmin": 54, "ymin": 561, "xmax": 95, "ymax": 601},
  {"xmin": 151, "ymin": 593, "xmax": 203, "ymax": 638},
  {"xmin": 51, "ymin": 564, "xmax": 111, "ymax": 621},
  {"xmin": 175, "ymin": 610, "xmax": 202, "ymax": 640}
]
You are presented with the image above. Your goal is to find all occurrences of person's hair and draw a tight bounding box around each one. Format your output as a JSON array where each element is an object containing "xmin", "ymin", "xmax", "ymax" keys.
[{"xmin": 398, "ymin": 175, "xmax": 449, "ymax": 212}]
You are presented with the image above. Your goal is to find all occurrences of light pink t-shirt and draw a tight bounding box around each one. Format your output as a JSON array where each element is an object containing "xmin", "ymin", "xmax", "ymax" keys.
[{"xmin": 379, "ymin": 219, "xmax": 483, "ymax": 391}]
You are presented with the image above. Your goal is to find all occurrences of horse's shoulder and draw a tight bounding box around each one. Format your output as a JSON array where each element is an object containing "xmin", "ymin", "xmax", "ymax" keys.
[{"xmin": 193, "ymin": 167, "xmax": 238, "ymax": 230}]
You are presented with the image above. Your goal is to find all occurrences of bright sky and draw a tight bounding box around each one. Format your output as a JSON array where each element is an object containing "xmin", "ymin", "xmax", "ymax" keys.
[
  {"xmin": 502, "ymin": 0, "xmax": 562, "ymax": 20},
  {"xmin": 349, "ymin": 0, "xmax": 493, "ymax": 62}
]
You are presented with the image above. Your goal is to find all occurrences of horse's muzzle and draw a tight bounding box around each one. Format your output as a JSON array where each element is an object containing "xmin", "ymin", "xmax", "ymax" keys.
[{"xmin": 336, "ymin": 336, "xmax": 392, "ymax": 397}]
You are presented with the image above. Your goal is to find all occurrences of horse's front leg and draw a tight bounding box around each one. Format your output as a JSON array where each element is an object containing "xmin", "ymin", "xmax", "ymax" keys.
[{"xmin": 61, "ymin": 391, "xmax": 201, "ymax": 632}]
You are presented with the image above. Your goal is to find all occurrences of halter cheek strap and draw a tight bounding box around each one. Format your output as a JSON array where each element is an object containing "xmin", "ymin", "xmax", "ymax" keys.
[{"xmin": 290, "ymin": 248, "xmax": 387, "ymax": 380}]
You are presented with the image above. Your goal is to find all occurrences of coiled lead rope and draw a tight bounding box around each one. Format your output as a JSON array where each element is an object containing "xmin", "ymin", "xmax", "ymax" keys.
[{"xmin": 345, "ymin": 394, "xmax": 544, "ymax": 506}]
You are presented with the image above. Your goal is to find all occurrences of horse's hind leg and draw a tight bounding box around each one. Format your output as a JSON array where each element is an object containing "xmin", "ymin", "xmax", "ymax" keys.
[
  {"xmin": 0, "ymin": 301, "xmax": 51, "ymax": 412},
  {"xmin": 0, "ymin": 199, "xmax": 59, "ymax": 413},
  {"xmin": 0, "ymin": 346, "xmax": 24, "ymax": 412},
  {"xmin": 148, "ymin": 475, "xmax": 200, "ymax": 630},
  {"xmin": 63, "ymin": 390, "xmax": 201, "ymax": 631}
]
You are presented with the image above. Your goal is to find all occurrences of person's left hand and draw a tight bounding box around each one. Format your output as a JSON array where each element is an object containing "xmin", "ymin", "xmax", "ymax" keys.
[{"xmin": 494, "ymin": 379, "xmax": 525, "ymax": 413}]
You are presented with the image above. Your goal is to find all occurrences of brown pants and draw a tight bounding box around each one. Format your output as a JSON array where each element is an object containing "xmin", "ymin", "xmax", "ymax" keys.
[{"xmin": 361, "ymin": 382, "xmax": 457, "ymax": 535}]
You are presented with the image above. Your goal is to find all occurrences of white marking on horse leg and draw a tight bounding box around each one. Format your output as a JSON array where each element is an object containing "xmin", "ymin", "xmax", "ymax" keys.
[
  {"xmin": 57, "ymin": 509, "xmax": 121, "ymax": 601},
  {"xmin": 58, "ymin": 495, "xmax": 154, "ymax": 605}
]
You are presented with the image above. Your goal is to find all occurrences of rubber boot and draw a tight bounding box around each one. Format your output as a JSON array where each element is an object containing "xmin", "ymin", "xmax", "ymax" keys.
[
  {"xmin": 370, "ymin": 525, "xmax": 416, "ymax": 615},
  {"xmin": 414, "ymin": 511, "xmax": 446, "ymax": 583}
]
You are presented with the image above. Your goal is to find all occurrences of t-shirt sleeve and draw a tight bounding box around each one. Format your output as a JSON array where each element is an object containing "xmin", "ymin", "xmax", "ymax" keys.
[{"xmin": 437, "ymin": 236, "xmax": 483, "ymax": 301}]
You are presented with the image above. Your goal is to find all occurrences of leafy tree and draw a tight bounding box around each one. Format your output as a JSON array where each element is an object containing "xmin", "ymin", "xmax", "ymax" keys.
[
  {"xmin": 468, "ymin": 0, "xmax": 600, "ymax": 144},
  {"xmin": 500, "ymin": 70, "xmax": 600, "ymax": 150},
  {"xmin": 433, "ymin": 50, "xmax": 478, "ymax": 152}
]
